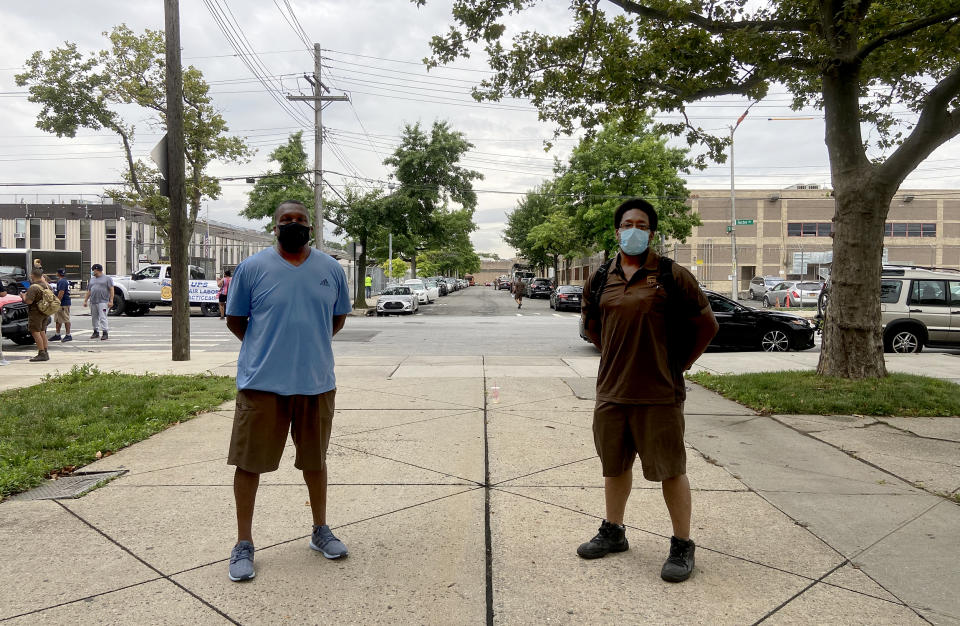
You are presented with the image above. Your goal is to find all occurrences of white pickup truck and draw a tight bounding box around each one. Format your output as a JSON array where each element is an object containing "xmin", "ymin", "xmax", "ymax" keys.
[{"xmin": 110, "ymin": 264, "xmax": 221, "ymax": 317}]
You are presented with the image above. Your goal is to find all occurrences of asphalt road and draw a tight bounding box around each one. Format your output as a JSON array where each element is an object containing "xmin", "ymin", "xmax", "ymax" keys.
[{"xmin": 2, "ymin": 286, "xmax": 829, "ymax": 358}]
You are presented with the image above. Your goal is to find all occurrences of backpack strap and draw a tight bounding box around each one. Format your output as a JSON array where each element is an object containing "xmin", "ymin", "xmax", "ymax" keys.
[
  {"xmin": 658, "ymin": 256, "xmax": 676, "ymax": 301},
  {"xmin": 585, "ymin": 258, "xmax": 614, "ymax": 321}
]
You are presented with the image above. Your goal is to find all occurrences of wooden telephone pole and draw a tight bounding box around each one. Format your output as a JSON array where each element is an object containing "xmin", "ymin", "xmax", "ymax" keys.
[
  {"xmin": 287, "ymin": 44, "xmax": 348, "ymax": 248},
  {"xmin": 164, "ymin": 0, "xmax": 189, "ymax": 361}
]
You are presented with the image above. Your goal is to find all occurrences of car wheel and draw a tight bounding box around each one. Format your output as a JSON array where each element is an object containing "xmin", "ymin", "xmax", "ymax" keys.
[
  {"xmin": 125, "ymin": 304, "xmax": 148, "ymax": 317},
  {"xmin": 200, "ymin": 303, "xmax": 220, "ymax": 317},
  {"xmin": 109, "ymin": 292, "xmax": 126, "ymax": 316},
  {"xmin": 762, "ymin": 296, "xmax": 771, "ymax": 308},
  {"xmin": 885, "ymin": 328, "xmax": 923, "ymax": 353},
  {"xmin": 10, "ymin": 334, "xmax": 36, "ymax": 346},
  {"xmin": 761, "ymin": 328, "xmax": 791, "ymax": 352}
]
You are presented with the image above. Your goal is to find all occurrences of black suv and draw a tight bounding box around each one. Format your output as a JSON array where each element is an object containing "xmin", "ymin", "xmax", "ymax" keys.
[{"xmin": 526, "ymin": 277, "xmax": 553, "ymax": 299}]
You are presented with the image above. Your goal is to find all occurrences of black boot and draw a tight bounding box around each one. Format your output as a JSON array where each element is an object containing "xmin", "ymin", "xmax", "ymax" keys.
[
  {"xmin": 577, "ymin": 520, "xmax": 629, "ymax": 559},
  {"xmin": 661, "ymin": 536, "xmax": 696, "ymax": 582}
]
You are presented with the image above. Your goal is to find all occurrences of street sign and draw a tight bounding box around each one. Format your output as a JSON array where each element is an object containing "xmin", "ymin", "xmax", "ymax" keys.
[{"xmin": 735, "ymin": 219, "xmax": 754, "ymax": 225}]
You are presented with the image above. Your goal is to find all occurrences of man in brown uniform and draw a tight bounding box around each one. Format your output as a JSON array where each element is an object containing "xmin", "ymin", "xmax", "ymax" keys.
[
  {"xmin": 578, "ymin": 198, "xmax": 718, "ymax": 582},
  {"xmin": 22, "ymin": 268, "xmax": 52, "ymax": 362}
]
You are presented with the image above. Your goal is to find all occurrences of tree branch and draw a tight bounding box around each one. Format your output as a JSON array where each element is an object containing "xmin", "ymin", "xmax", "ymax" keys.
[
  {"xmin": 855, "ymin": 6, "xmax": 960, "ymax": 62},
  {"xmin": 880, "ymin": 65, "xmax": 960, "ymax": 183},
  {"xmin": 606, "ymin": 0, "xmax": 812, "ymax": 33},
  {"xmin": 114, "ymin": 125, "xmax": 144, "ymax": 197}
]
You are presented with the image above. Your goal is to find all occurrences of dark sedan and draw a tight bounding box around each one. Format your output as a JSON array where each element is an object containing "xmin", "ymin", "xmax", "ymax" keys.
[
  {"xmin": 578, "ymin": 290, "xmax": 816, "ymax": 352},
  {"xmin": 550, "ymin": 285, "xmax": 583, "ymax": 312},
  {"xmin": 705, "ymin": 290, "xmax": 816, "ymax": 351}
]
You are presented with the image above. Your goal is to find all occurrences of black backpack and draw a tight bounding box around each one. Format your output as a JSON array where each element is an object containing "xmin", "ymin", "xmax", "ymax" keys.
[{"xmin": 585, "ymin": 256, "xmax": 693, "ymax": 379}]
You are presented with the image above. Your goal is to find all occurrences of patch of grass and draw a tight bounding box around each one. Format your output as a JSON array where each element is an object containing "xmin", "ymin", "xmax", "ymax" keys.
[
  {"xmin": 0, "ymin": 364, "xmax": 236, "ymax": 500},
  {"xmin": 687, "ymin": 370, "xmax": 960, "ymax": 417}
]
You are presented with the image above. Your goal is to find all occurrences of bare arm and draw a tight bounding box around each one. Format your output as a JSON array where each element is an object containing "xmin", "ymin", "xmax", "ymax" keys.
[
  {"xmin": 226, "ymin": 315, "xmax": 248, "ymax": 341},
  {"xmin": 683, "ymin": 309, "xmax": 719, "ymax": 371},
  {"xmin": 332, "ymin": 314, "xmax": 346, "ymax": 337},
  {"xmin": 108, "ymin": 285, "xmax": 115, "ymax": 305}
]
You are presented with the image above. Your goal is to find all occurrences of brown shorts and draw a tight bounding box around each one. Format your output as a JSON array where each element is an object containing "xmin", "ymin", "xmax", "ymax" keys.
[
  {"xmin": 593, "ymin": 401, "xmax": 686, "ymax": 481},
  {"xmin": 228, "ymin": 388, "xmax": 335, "ymax": 474},
  {"xmin": 55, "ymin": 305, "xmax": 70, "ymax": 325},
  {"xmin": 28, "ymin": 310, "xmax": 49, "ymax": 333}
]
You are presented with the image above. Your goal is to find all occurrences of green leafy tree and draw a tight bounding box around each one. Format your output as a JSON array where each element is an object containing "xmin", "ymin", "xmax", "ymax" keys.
[
  {"xmin": 527, "ymin": 210, "xmax": 582, "ymax": 282},
  {"xmin": 16, "ymin": 25, "xmax": 252, "ymax": 244},
  {"xmin": 504, "ymin": 184, "xmax": 555, "ymax": 270},
  {"xmin": 242, "ymin": 132, "xmax": 314, "ymax": 225},
  {"xmin": 554, "ymin": 119, "xmax": 697, "ymax": 257},
  {"xmin": 382, "ymin": 257, "xmax": 409, "ymax": 280},
  {"xmin": 383, "ymin": 121, "xmax": 484, "ymax": 277},
  {"xmin": 422, "ymin": 1, "xmax": 960, "ymax": 379},
  {"xmin": 329, "ymin": 185, "xmax": 388, "ymax": 309}
]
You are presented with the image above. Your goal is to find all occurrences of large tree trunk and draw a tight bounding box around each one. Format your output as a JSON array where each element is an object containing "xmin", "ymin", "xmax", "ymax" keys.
[{"xmin": 817, "ymin": 181, "xmax": 890, "ymax": 378}]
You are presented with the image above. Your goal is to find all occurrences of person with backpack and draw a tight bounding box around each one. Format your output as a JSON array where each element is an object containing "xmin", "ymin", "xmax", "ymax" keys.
[
  {"xmin": 22, "ymin": 267, "xmax": 58, "ymax": 362},
  {"xmin": 577, "ymin": 198, "xmax": 718, "ymax": 583}
]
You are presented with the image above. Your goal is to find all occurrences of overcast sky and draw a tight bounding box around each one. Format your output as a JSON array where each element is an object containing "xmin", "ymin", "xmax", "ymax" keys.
[{"xmin": 2, "ymin": 1, "xmax": 958, "ymax": 258}]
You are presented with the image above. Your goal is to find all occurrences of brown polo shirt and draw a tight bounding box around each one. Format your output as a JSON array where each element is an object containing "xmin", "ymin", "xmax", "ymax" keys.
[{"xmin": 582, "ymin": 251, "xmax": 710, "ymax": 405}]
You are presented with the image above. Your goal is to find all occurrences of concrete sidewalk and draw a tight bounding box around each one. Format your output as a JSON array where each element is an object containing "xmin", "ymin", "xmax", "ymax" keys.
[{"xmin": 1, "ymin": 351, "xmax": 958, "ymax": 624}]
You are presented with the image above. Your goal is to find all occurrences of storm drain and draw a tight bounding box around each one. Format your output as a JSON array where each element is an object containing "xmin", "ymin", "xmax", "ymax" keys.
[{"xmin": 8, "ymin": 470, "xmax": 126, "ymax": 501}]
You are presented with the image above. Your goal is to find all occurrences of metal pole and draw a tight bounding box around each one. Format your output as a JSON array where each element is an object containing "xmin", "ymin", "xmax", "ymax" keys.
[
  {"xmin": 314, "ymin": 43, "xmax": 323, "ymax": 250},
  {"xmin": 730, "ymin": 124, "xmax": 738, "ymax": 301},
  {"xmin": 388, "ymin": 232, "xmax": 393, "ymax": 281}
]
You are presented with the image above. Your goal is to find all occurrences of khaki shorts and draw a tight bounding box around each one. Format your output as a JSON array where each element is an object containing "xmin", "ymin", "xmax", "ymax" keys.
[
  {"xmin": 55, "ymin": 305, "xmax": 70, "ymax": 325},
  {"xmin": 593, "ymin": 401, "xmax": 686, "ymax": 481},
  {"xmin": 28, "ymin": 310, "xmax": 49, "ymax": 333},
  {"xmin": 228, "ymin": 388, "xmax": 335, "ymax": 474}
]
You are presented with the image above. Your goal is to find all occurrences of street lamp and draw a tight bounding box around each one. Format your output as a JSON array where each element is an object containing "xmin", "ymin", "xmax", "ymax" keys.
[{"xmin": 729, "ymin": 101, "xmax": 758, "ymax": 300}]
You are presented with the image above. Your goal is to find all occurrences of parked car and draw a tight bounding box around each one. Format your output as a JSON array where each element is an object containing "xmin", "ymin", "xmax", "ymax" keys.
[
  {"xmin": 404, "ymin": 278, "xmax": 437, "ymax": 304},
  {"xmin": 497, "ymin": 275, "xmax": 512, "ymax": 290},
  {"xmin": 762, "ymin": 281, "xmax": 823, "ymax": 308},
  {"xmin": 706, "ymin": 291, "xmax": 816, "ymax": 351},
  {"xmin": 550, "ymin": 285, "xmax": 583, "ymax": 312},
  {"xmin": 425, "ymin": 278, "xmax": 446, "ymax": 297},
  {"xmin": 526, "ymin": 277, "xmax": 554, "ymax": 299},
  {"xmin": 443, "ymin": 277, "xmax": 458, "ymax": 293},
  {"xmin": 376, "ymin": 285, "xmax": 419, "ymax": 316},
  {"xmin": 1, "ymin": 293, "xmax": 32, "ymax": 345},
  {"xmin": 878, "ymin": 266, "xmax": 960, "ymax": 353},
  {"xmin": 748, "ymin": 276, "xmax": 783, "ymax": 300}
]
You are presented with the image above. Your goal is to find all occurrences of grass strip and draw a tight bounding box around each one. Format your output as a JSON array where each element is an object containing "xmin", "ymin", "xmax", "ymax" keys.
[
  {"xmin": 0, "ymin": 364, "xmax": 236, "ymax": 500},
  {"xmin": 688, "ymin": 370, "xmax": 960, "ymax": 417}
]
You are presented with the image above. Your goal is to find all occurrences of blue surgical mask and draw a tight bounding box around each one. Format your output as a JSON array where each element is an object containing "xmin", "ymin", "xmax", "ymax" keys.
[{"xmin": 619, "ymin": 228, "xmax": 649, "ymax": 256}]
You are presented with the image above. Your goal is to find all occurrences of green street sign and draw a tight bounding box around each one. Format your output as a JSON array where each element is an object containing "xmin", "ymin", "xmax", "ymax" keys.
[{"xmin": 735, "ymin": 219, "xmax": 754, "ymax": 225}]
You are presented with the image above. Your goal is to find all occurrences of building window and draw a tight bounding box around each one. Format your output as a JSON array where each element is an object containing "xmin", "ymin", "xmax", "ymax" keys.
[
  {"xmin": 55, "ymin": 218, "xmax": 66, "ymax": 250},
  {"xmin": 788, "ymin": 222, "xmax": 831, "ymax": 237},
  {"xmin": 30, "ymin": 218, "xmax": 41, "ymax": 248},
  {"xmin": 80, "ymin": 218, "xmax": 91, "ymax": 277},
  {"xmin": 885, "ymin": 222, "xmax": 934, "ymax": 237},
  {"xmin": 106, "ymin": 261, "xmax": 117, "ymax": 275},
  {"xmin": 105, "ymin": 219, "xmax": 117, "ymax": 240},
  {"xmin": 15, "ymin": 218, "xmax": 27, "ymax": 247}
]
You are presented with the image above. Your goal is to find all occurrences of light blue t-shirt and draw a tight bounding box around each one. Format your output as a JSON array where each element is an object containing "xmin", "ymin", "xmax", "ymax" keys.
[{"xmin": 226, "ymin": 247, "xmax": 351, "ymax": 395}]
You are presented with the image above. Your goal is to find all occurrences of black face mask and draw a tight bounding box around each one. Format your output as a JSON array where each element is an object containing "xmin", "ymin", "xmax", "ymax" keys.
[{"xmin": 276, "ymin": 222, "xmax": 310, "ymax": 252}]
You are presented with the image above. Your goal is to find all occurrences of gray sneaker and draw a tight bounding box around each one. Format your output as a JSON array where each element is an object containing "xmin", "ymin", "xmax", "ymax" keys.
[
  {"xmin": 228, "ymin": 540, "xmax": 255, "ymax": 581},
  {"xmin": 310, "ymin": 524, "xmax": 348, "ymax": 559}
]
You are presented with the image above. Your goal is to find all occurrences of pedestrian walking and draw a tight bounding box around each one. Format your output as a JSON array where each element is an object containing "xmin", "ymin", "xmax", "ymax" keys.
[
  {"xmin": 224, "ymin": 200, "xmax": 352, "ymax": 582},
  {"xmin": 83, "ymin": 264, "xmax": 114, "ymax": 341},
  {"xmin": 217, "ymin": 269, "xmax": 232, "ymax": 320},
  {"xmin": 578, "ymin": 198, "xmax": 718, "ymax": 582},
  {"xmin": 50, "ymin": 268, "xmax": 73, "ymax": 342},
  {"xmin": 513, "ymin": 277, "xmax": 524, "ymax": 309},
  {"xmin": 22, "ymin": 268, "xmax": 56, "ymax": 362}
]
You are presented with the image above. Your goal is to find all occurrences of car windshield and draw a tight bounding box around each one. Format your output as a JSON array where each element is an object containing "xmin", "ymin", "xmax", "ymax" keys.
[
  {"xmin": 558, "ymin": 286, "xmax": 582, "ymax": 293},
  {"xmin": 764, "ymin": 278, "xmax": 781, "ymax": 286},
  {"xmin": 424, "ymin": 280, "xmax": 437, "ymax": 288},
  {"xmin": 797, "ymin": 282, "xmax": 822, "ymax": 290},
  {"xmin": 0, "ymin": 265, "xmax": 26, "ymax": 275},
  {"xmin": 383, "ymin": 286, "xmax": 411, "ymax": 295},
  {"xmin": 404, "ymin": 280, "xmax": 425, "ymax": 289}
]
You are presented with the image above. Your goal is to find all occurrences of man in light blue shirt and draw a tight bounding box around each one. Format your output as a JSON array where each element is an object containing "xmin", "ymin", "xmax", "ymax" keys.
[{"xmin": 225, "ymin": 200, "xmax": 352, "ymax": 582}]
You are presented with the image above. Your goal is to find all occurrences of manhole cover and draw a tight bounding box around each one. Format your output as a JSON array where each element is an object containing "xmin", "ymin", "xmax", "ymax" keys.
[
  {"xmin": 332, "ymin": 330, "xmax": 379, "ymax": 342},
  {"xmin": 8, "ymin": 470, "xmax": 126, "ymax": 501}
]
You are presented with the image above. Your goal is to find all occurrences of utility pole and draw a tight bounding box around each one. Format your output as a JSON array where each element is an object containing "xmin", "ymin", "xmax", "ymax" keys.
[
  {"xmin": 287, "ymin": 44, "xmax": 348, "ymax": 250},
  {"xmin": 164, "ymin": 0, "xmax": 189, "ymax": 361},
  {"xmin": 729, "ymin": 102, "xmax": 756, "ymax": 302}
]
